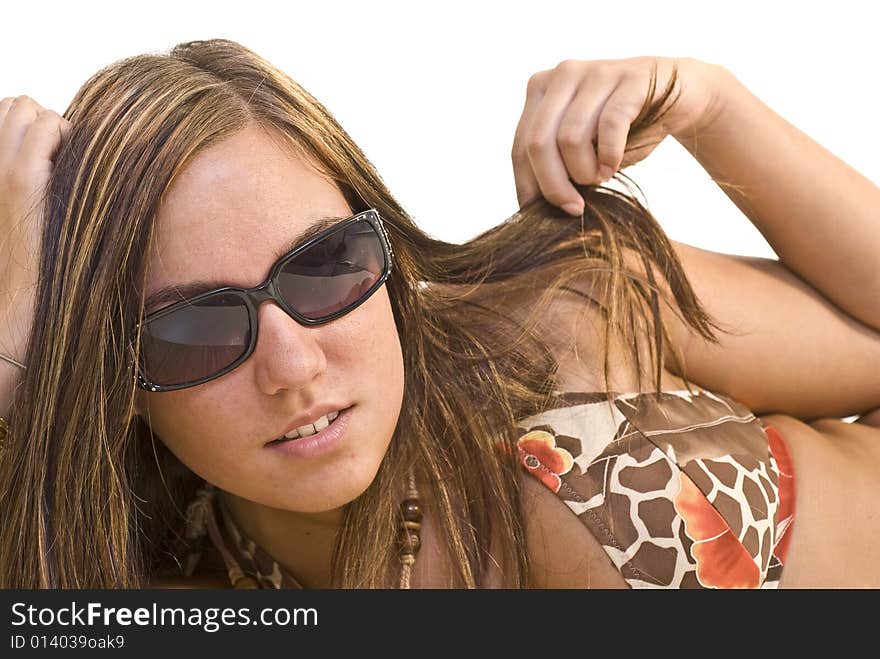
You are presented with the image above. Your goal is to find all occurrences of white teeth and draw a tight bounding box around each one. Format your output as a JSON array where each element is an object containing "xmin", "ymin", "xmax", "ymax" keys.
[
  {"xmin": 280, "ymin": 409, "xmax": 342, "ymax": 441},
  {"xmin": 295, "ymin": 423, "xmax": 317, "ymax": 438}
]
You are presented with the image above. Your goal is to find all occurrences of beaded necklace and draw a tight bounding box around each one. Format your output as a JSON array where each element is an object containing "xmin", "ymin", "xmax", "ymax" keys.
[{"xmin": 181, "ymin": 468, "xmax": 422, "ymax": 589}]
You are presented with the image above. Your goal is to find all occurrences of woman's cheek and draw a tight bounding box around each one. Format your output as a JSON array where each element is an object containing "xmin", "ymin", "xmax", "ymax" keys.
[{"xmin": 140, "ymin": 398, "xmax": 231, "ymax": 479}]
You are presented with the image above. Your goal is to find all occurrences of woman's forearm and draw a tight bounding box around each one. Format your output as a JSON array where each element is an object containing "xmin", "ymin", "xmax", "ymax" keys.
[
  {"xmin": 0, "ymin": 294, "xmax": 33, "ymax": 419},
  {"xmin": 673, "ymin": 63, "xmax": 880, "ymax": 331}
]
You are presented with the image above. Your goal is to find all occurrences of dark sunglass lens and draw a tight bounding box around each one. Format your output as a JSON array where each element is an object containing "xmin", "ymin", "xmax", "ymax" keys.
[
  {"xmin": 278, "ymin": 221, "xmax": 386, "ymax": 319},
  {"xmin": 141, "ymin": 293, "xmax": 251, "ymax": 386}
]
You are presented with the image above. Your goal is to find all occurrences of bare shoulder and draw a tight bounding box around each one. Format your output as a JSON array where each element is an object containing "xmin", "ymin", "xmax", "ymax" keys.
[
  {"xmin": 518, "ymin": 470, "xmax": 627, "ymax": 588},
  {"xmin": 431, "ymin": 263, "xmax": 687, "ymax": 394},
  {"xmin": 758, "ymin": 413, "xmax": 880, "ymax": 587}
]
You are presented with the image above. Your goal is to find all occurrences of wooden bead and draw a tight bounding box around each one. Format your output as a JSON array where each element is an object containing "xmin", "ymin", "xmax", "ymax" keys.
[
  {"xmin": 398, "ymin": 470, "xmax": 421, "ymax": 588},
  {"xmin": 401, "ymin": 499, "xmax": 423, "ymax": 522},
  {"xmin": 398, "ymin": 530, "xmax": 421, "ymax": 556}
]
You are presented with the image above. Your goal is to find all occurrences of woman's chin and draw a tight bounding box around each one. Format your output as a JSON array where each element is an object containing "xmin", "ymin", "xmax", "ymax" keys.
[{"xmin": 273, "ymin": 463, "xmax": 383, "ymax": 514}]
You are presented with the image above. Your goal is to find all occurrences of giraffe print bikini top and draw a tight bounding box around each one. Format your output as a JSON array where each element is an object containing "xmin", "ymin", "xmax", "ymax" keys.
[
  {"xmin": 513, "ymin": 386, "xmax": 796, "ymax": 588},
  {"xmin": 181, "ymin": 385, "xmax": 795, "ymax": 589}
]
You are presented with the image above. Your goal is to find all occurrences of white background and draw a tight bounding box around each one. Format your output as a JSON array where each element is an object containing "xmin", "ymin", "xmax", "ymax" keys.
[{"xmin": 2, "ymin": 0, "xmax": 877, "ymax": 258}]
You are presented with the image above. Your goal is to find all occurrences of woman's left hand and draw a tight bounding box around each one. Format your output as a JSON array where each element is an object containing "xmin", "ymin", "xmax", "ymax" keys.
[{"xmin": 510, "ymin": 56, "xmax": 724, "ymax": 216}]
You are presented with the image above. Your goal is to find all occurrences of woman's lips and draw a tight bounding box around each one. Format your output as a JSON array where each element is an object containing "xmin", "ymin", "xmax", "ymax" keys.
[{"xmin": 265, "ymin": 405, "xmax": 354, "ymax": 459}]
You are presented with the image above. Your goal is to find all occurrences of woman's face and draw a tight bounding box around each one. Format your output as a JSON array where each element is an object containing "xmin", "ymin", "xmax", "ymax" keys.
[{"xmin": 134, "ymin": 124, "xmax": 405, "ymax": 513}]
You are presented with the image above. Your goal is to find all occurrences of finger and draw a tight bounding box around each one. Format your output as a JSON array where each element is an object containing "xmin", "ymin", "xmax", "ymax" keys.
[
  {"xmin": 511, "ymin": 70, "xmax": 550, "ymax": 208},
  {"xmin": 523, "ymin": 65, "xmax": 585, "ymax": 214},
  {"xmin": 0, "ymin": 96, "xmax": 44, "ymax": 168},
  {"xmin": 595, "ymin": 77, "xmax": 646, "ymax": 177},
  {"xmin": 18, "ymin": 109, "xmax": 68, "ymax": 179},
  {"xmin": 556, "ymin": 75, "xmax": 621, "ymax": 186}
]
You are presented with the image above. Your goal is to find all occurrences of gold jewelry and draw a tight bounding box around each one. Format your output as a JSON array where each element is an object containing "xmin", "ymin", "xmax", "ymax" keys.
[{"xmin": 0, "ymin": 353, "xmax": 26, "ymax": 370}]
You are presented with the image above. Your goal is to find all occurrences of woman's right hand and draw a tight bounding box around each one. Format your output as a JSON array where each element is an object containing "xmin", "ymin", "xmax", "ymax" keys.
[
  {"xmin": 511, "ymin": 56, "xmax": 726, "ymax": 216},
  {"xmin": 0, "ymin": 95, "xmax": 71, "ymax": 362}
]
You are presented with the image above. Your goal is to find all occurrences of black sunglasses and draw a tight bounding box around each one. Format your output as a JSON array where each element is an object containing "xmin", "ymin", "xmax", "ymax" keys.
[{"xmin": 134, "ymin": 208, "xmax": 394, "ymax": 392}]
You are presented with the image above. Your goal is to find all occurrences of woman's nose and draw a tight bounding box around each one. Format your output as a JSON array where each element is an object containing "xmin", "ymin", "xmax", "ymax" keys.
[{"xmin": 251, "ymin": 301, "xmax": 328, "ymax": 394}]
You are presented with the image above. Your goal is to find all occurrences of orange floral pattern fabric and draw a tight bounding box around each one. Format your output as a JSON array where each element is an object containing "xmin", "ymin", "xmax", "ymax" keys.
[
  {"xmin": 516, "ymin": 430, "xmax": 575, "ymax": 493},
  {"xmin": 673, "ymin": 472, "xmax": 762, "ymax": 588}
]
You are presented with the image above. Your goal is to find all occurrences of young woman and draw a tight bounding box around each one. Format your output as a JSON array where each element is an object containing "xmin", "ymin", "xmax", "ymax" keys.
[{"xmin": 0, "ymin": 39, "xmax": 878, "ymax": 589}]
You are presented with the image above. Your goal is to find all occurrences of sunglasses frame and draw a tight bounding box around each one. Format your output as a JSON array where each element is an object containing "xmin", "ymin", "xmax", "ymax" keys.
[{"xmin": 134, "ymin": 208, "xmax": 394, "ymax": 393}]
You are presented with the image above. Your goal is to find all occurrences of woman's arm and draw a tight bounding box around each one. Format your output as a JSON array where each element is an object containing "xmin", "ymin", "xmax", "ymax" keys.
[
  {"xmin": 657, "ymin": 62, "xmax": 880, "ymax": 419},
  {"xmin": 657, "ymin": 239, "xmax": 880, "ymax": 420},
  {"xmin": 0, "ymin": 298, "xmax": 32, "ymax": 418},
  {"xmin": 0, "ymin": 352, "xmax": 21, "ymax": 420},
  {"xmin": 672, "ymin": 61, "xmax": 880, "ymax": 332},
  {"xmin": 510, "ymin": 57, "xmax": 880, "ymax": 421}
]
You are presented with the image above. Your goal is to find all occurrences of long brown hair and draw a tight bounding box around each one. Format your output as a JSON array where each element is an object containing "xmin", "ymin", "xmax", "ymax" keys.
[{"xmin": 0, "ymin": 39, "xmax": 724, "ymax": 588}]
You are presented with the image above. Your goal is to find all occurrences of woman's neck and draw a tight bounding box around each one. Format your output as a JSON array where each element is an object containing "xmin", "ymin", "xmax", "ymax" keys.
[
  {"xmin": 218, "ymin": 489, "xmax": 340, "ymax": 589},
  {"xmin": 215, "ymin": 474, "xmax": 451, "ymax": 588}
]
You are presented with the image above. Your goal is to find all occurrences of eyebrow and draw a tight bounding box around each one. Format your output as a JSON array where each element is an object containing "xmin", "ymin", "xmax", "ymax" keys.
[{"xmin": 143, "ymin": 215, "xmax": 349, "ymax": 313}]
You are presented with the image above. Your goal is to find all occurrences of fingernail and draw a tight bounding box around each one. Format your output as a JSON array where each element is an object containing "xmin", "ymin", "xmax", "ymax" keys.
[
  {"xmin": 561, "ymin": 202, "xmax": 583, "ymax": 216},
  {"xmin": 598, "ymin": 165, "xmax": 614, "ymax": 181}
]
